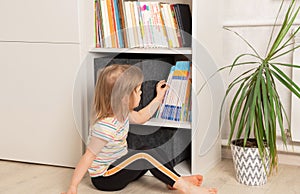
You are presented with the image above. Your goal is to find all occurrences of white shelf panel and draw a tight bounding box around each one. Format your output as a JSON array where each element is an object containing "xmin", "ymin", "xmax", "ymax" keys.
[
  {"xmin": 142, "ymin": 118, "xmax": 191, "ymax": 129},
  {"xmin": 89, "ymin": 47, "xmax": 192, "ymax": 55}
]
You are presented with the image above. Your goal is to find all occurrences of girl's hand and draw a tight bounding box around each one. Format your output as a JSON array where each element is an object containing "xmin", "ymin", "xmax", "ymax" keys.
[
  {"xmin": 61, "ymin": 185, "xmax": 77, "ymax": 194},
  {"xmin": 156, "ymin": 80, "xmax": 169, "ymax": 102}
]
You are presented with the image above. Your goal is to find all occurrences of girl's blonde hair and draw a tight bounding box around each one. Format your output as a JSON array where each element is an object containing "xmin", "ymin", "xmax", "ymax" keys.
[{"xmin": 90, "ymin": 64, "xmax": 143, "ymax": 125}]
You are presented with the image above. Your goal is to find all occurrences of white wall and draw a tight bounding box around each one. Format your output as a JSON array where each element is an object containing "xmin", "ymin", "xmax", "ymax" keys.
[
  {"xmin": 222, "ymin": 0, "xmax": 300, "ymax": 150},
  {"xmin": 224, "ymin": 0, "xmax": 294, "ymax": 25},
  {"xmin": 291, "ymin": 33, "xmax": 300, "ymax": 142}
]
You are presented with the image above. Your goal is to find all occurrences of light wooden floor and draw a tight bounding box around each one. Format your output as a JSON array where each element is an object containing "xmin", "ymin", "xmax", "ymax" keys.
[{"xmin": 1, "ymin": 159, "xmax": 300, "ymax": 194}]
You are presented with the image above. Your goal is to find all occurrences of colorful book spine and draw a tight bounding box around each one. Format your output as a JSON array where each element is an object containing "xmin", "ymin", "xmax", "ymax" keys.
[
  {"xmin": 161, "ymin": 4, "xmax": 174, "ymax": 48},
  {"xmin": 133, "ymin": 2, "xmax": 143, "ymax": 47},
  {"xmin": 124, "ymin": 2, "xmax": 135, "ymax": 48},
  {"xmin": 95, "ymin": 0, "xmax": 100, "ymax": 47},
  {"xmin": 149, "ymin": 3, "xmax": 157, "ymax": 47},
  {"xmin": 170, "ymin": 4, "xmax": 182, "ymax": 47},
  {"xmin": 130, "ymin": 2, "xmax": 139, "ymax": 47},
  {"xmin": 118, "ymin": 0, "xmax": 128, "ymax": 48},
  {"xmin": 185, "ymin": 71, "xmax": 192, "ymax": 121},
  {"xmin": 173, "ymin": 4, "xmax": 192, "ymax": 47},
  {"xmin": 151, "ymin": 2, "xmax": 167, "ymax": 48},
  {"xmin": 157, "ymin": 3, "xmax": 168, "ymax": 48},
  {"xmin": 180, "ymin": 62, "xmax": 191, "ymax": 121},
  {"xmin": 113, "ymin": 0, "xmax": 124, "ymax": 47},
  {"xmin": 106, "ymin": 0, "xmax": 117, "ymax": 47},
  {"xmin": 139, "ymin": 2, "xmax": 151, "ymax": 48},
  {"xmin": 100, "ymin": 0, "xmax": 112, "ymax": 47},
  {"xmin": 166, "ymin": 4, "xmax": 179, "ymax": 48}
]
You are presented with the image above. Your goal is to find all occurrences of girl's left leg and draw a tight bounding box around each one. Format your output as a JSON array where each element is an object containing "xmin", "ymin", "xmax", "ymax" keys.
[{"xmin": 103, "ymin": 149, "xmax": 181, "ymax": 188}]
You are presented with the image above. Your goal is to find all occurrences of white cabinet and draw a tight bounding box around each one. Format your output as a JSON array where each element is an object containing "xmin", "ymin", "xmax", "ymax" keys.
[
  {"xmin": 0, "ymin": 0, "xmax": 79, "ymax": 42},
  {"xmin": 0, "ymin": 0, "xmax": 83, "ymax": 167},
  {"xmin": 0, "ymin": 42, "xmax": 82, "ymax": 167}
]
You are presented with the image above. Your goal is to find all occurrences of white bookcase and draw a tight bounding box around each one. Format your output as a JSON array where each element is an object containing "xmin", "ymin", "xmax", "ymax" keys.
[{"xmin": 77, "ymin": 0, "xmax": 223, "ymax": 175}]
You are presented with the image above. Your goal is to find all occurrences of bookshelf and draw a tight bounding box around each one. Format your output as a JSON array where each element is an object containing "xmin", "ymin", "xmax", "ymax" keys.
[{"xmin": 78, "ymin": 0, "xmax": 223, "ymax": 175}]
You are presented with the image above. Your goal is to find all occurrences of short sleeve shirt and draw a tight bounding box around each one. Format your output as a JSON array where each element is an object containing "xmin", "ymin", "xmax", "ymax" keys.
[{"xmin": 88, "ymin": 117, "xmax": 129, "ymax": 177}]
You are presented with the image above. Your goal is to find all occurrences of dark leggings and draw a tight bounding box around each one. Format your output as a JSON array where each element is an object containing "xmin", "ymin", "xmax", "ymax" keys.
[{"xmin": 91, "ymin": 148, "xmax": 181, "ymax": 191}]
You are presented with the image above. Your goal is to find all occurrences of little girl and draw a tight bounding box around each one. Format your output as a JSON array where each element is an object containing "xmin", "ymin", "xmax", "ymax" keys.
[{"xmin": 62, "ymin": 64, "xmax": 217, "ymax": 194}]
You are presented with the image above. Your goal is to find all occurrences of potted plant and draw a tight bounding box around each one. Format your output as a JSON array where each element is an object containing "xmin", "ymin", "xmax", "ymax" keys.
[{"xmin": 220, "ymin": 0, "xmax": 300, "ymax": 186}]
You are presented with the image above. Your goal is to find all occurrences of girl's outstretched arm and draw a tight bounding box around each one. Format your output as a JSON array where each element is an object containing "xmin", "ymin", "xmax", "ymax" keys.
[
  {"xmin": 129, "ymin": 80, "xmax": 168, "ymax": 124},
  {"xmin": 62, "ymin": 138, "xmax": 107, "ymax": 194}
]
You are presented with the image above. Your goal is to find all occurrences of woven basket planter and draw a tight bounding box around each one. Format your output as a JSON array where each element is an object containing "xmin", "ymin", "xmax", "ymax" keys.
[{"xmin": 231, "ymin": 139, "xmax": 270, "ymax": 186}]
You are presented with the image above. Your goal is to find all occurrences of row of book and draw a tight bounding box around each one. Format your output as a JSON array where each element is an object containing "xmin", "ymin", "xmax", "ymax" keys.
[
  {"xmin": 156, "ymin": 61, "xmax": 192, "ymax": 122},
  {"xmin": 94, "ymin": 0, "xmax": 192, "ymax": 48}
]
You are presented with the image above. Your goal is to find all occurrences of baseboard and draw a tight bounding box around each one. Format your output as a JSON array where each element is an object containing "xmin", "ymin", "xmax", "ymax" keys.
[
  {"xmin": 277, "ymin": 151, "xmax": 300, "ymax": 166},
  {"xmin": 222, "ymin": 145, "xmax": 232, "ymax": 159}
]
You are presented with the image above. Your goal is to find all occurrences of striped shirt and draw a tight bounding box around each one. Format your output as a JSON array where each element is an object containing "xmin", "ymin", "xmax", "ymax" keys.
[{"xmin": 88, "ymin": 117, "xmax": 129, "ymax": 177}]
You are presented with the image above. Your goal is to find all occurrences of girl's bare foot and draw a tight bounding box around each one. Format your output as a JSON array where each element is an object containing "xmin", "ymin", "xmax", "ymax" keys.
[
  {"xmin": 173, "ymin": 177, "xmax": 217, "ymax": 194},
  {"xmin": 167, "ymin": 175, "xmax": 203, "ymax": 190}
]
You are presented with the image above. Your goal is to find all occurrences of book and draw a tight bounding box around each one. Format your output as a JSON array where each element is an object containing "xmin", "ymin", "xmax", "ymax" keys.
[
  {"xmin": 172, "ymin": 61, "xmax": 190, "ymax": 121},
  {"xmin": 173, "ymin": 4, "xmax": 192, "ymax": 47},
  {"xmin": 95, "ymin": 0, "xmax": 102, "ymax": 47},
  {"xmin": 133, "ymin": 2, "xmax": 144, "ymax": 47},
  {"xmin": 106, "ymin": 0, "xmax": 118, "ymax": 48},
  {"xmin": 130, "ymin": 2, "xmax": 139, "ymax": 47},
  {"xmin": 181, "ymin": 63, "xmax": 192, "ymax": 121},
  {"xmin": 160, "ymin": 4, "xmax": 171, "ymax": 47},
  {"xmin": 159, "ymin": 61, "xmax": 191, "ymax": 121},
  {"xmin": 139, "ymin": 2, "xmax": 152, "ymax": 48},
  {"xmin": 124, "ymin": 1, "xmax": 135, "ymax": 48},
  {"xmin": 118, "ymin": 0, "xmax": 128, "ymax": 48},
  {"xmin": 113, "ymin": 0, "xmax": 124, "ymax": 47},
  {"xmin": 165, "ymin": 4, "xmax": 179, "ymax": 48},
  {"xmin": 152, "ymin": 2, "xmax": 168, "ymax": 48},
  {"xmin": 100, "ymin": 0, "xmax": 112, "ymax": 47},
  {"xmin": 156, "ymin": 4, "xmax": 168, "ymax": 48},
  {"xmin": 170, "ymin": 4, "xmax": 182, "ymax": 47}
]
